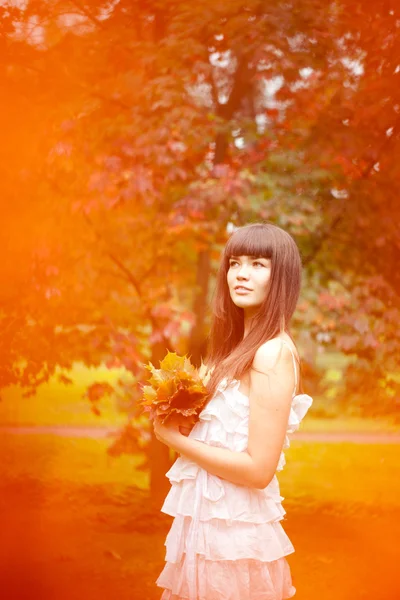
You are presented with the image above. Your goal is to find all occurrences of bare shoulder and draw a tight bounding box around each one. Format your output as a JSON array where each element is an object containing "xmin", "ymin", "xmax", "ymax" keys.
[
  {"xmin": 252, "ymin": 337, "xmax": 294, "ymax": 373},
  {"xmin": 250, "ymin": 337, "xmax": 297, "ymax": 408}
]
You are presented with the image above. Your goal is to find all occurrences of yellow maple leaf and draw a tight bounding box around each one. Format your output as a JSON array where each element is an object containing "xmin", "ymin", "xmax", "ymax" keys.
[{"xmin": 198, "ymin": 361, "xmax": 213, "ymax": 386}]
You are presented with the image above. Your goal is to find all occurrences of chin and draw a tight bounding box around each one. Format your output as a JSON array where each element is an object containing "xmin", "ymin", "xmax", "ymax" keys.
[{"xmin": 232, "ymin": 299, "xmax": 253, "ymax": 308}]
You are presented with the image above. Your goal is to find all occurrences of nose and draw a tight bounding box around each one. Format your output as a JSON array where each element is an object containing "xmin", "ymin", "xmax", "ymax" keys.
[{"xmin": 237, "ymin": 264, "xmax": 250, "ymax": 279}]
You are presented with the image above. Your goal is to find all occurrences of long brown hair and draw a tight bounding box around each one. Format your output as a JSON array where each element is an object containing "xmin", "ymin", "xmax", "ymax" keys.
[{"xmin": 205, "ymin": 222, "xmax": 303, "ymax": 400}]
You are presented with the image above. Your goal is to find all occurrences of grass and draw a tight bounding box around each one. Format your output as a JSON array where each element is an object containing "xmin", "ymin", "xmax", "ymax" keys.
[
  {"xmin": 1, "ymin": 353, "xmax": 398, "ymax": 598},
  {"xmin": 0, "ymin": 433, "xmax": 148, "ymax": 489},
  {"xmin": 0, "ymin": 363, "xmax": 130, "ymax": 427},
  {"xmin": 300, "ymin": 414, "xmax": 400, "ymax": 432},
  {"xmin": 283, "ymin": 441, "xmax": 400, "ymax": 510},
  {"xmin": 1, "ymin": 432, "xmax": 399, "ymax": 600},
  {"xmin": 2, "ymin": 432, "xmax": 398, "ymax": 507}
]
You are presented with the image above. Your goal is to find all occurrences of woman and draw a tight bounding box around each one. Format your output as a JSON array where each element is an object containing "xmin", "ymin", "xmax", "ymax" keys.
[{"xmin": 154, "ymin": 222, "xmax": 313, "ymax": 600}]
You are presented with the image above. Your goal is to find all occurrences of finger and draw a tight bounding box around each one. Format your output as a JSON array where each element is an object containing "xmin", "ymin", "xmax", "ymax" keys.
[{"xmin": 179, "ymin": 426, "xmax": 191, "ymax": 436}]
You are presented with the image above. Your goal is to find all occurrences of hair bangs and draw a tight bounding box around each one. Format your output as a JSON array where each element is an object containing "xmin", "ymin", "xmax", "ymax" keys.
[{"xmin": 224, "ymin": 225, "xmax": 274, "ymax": 264}]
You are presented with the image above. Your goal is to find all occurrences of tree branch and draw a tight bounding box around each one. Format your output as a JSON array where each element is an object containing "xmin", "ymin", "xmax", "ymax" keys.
[
  {"xmin": 80, "ymin": 213, "xmax": 172, "ymax": 350},
  {"xmin": 69, "ymin": 0, "xmax": 106, "ymax": 29}
]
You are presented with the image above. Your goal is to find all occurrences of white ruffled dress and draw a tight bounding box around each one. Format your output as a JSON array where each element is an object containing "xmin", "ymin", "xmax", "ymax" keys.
[{"xmin": 156, "ymin": 342, "xmax": 313, "ymax": 600}]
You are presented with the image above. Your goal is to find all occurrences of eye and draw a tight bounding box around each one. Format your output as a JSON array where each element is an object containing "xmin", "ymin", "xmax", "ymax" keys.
[
  {"xmin": 228, "ymin": 259, "xmax": 239, "ymax": 267},
  {"xmin": 253, "ymin": 261, "xmax": 265, "ymax": 267}
]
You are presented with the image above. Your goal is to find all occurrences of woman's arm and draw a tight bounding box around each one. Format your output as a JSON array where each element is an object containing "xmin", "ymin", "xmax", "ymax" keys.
[
  {"xmin": 154, "ymin": 338, "xmax": 295, "ymax": 489},
  {"xmin": 245, "ymin": 338, "xmax": 296, "ymax": 487}
]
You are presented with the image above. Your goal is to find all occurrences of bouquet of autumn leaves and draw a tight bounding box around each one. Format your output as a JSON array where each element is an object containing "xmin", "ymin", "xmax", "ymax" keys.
[{"xmin": 139, "ymin": 352, "xmax": 211, "ymax": 435}]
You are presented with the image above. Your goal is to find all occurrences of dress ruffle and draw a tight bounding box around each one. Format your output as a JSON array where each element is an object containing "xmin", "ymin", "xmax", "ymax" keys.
[
  {"xmin": 158, "ymin": 554, "xmax": 296, "ymax": 600},
  {"xmin": 164, "ymin": 515, "xmax": 294, "ymax": 563},
  {"xmin": 161, "ymin": 477, "xmax": 286, "ymax": 524},
  {"xmin": 156, "ymin": 378, "xmax": 312, "ymax": 600}
]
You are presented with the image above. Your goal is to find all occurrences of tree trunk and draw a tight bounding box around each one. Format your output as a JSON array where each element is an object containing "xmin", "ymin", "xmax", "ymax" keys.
[
  {"xmin": 186, "ymin": 53, "xmax": 255, "ymax": 365},
  {"xmin": 187, "ymin": 249, "xmax": 211, "ymax": 366}
]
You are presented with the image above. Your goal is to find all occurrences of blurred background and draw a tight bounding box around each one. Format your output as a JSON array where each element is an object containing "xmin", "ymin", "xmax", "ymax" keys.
[{"xmin": 0, "ymin": 1, "xmax": 399, "ymax": 599}]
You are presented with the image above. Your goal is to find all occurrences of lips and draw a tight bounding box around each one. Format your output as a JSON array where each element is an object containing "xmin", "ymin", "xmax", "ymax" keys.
[{"xmin": 234, "ymin": 286, "xmax": 252, "ymax": 291}]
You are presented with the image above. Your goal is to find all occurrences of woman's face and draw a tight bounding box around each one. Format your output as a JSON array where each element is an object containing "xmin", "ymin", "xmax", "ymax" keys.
[{"xmin": 227, "ymin": 255, "xmax": 272, "ymax": 315}]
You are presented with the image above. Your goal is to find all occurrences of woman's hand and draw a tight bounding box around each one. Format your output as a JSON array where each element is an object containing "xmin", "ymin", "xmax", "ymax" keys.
[{"xmin": 153, "ymin": 417, "xmax": 182, "ymax": 450}]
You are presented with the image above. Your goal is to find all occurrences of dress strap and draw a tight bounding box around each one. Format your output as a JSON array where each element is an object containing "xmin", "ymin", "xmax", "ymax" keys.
[{"xmin": 281, "ymin": 339, "xmax": 298, "ymax": 397}]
